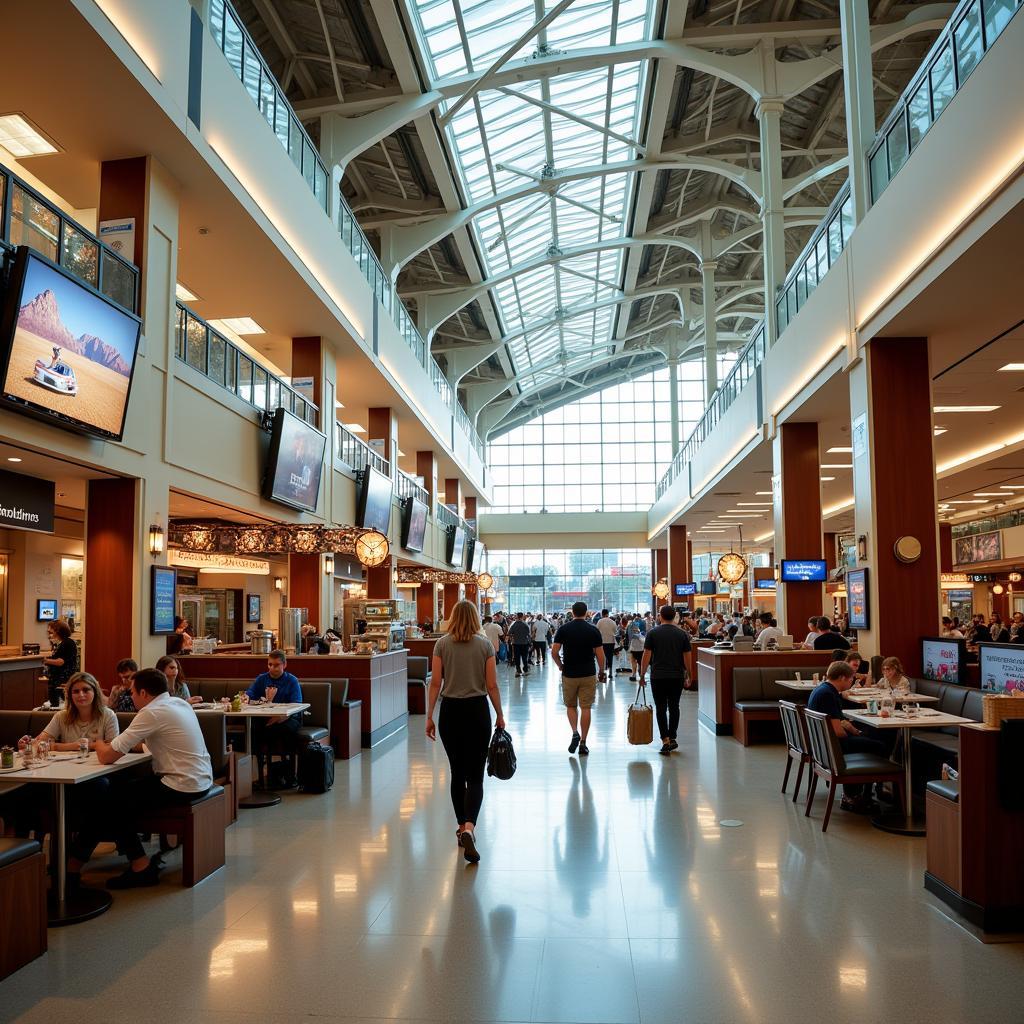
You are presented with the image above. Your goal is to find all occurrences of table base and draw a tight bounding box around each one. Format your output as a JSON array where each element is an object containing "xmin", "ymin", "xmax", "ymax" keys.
[
  {"xmin": 48, "ymin": 886, "xmax": 112, "ymax": 927},
  {"xmin": 239, "ymin": 792, "xmax": 281, "ymax": 809},
  {"xmin": 871, "ymin": 809, "xmax": 926, "ymax": 838}
]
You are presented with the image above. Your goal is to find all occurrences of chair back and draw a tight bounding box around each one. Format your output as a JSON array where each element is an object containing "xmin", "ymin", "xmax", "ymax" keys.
[
  {"xmin": 803, "ymin": 708, "xmax": 845, "ymax": 775},
  {"xmin": 195, "ymin": 712, "xmax": 230, "ymax": 776},
  {"xmin": 779, "ymin": 701, "xmax": 806, "ymax": 755},
  {"xmin": 299, "ymin": 681, "xmax": 331, "ymax": 729}
]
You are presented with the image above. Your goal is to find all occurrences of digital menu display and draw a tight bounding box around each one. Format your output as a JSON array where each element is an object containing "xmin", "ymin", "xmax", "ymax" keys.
[
  {"xmin": 37, "ymin": 599, "xmax": 58, "ymax": 621},
  {"xmin": 780, "ymin": 560, "xmax": 827, "ymax": 582},
  {"xmin": 753, "ymin": 578, "xmax": 777, "ymax": 590},
  {"xmin": 979, "ymin": 643, "xmax": 1024, "ymax": 693},
  {"xmin": 846, "ymin": 568, "xmax": 869, "ymax": 630},
  {"xmin": 674, "ymin": 583, "xmax": 697, "ymax": 597},
  {"xmin": 263, "ymin": 408, "xmax": 327, "ymax": 513},
  {"xmin": 0, "ymin": 247, "xmax": 142, "ymax": 441},
  {"xmin": 921, "ymin": 637, "xmax": 966, "ymax": 684}
]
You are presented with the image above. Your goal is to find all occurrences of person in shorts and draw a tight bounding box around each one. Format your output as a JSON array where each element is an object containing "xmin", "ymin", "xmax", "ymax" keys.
[
  {"xmin": 551, "ymin": 602, "xmax": 604, "ymax": 757},
  {"xmin": 596, "ymin": 610, "xmax": 617, "ymax": 682}
]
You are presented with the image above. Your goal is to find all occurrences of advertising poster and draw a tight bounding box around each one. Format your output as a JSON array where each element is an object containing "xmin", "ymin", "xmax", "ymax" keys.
[
  {"xmin": 922, "ymin": 639, "xmax": 962, "ymax": 683},
  {"xmin": 847, "ymin": 568, "xmax": 868, "ymax": 630},
  {"xmin": 954, "ymin": 531, "xmax": 1002, "ymax": 565},
  {"xmin": 980, "ymin": 645, "xmax": 1024, "ymax": 693},
  {"xmin": 151, "ymin": 565, "xmax": 177, "ymax": 635}
]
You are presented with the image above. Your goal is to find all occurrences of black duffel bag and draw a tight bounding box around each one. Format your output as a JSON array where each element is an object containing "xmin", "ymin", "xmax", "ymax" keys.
[
  {"xmin": 299, "ymin": 741, "xmax": 335, "ymax": 793},
  {"xmin": 486, "ymin": 726, "xmax": 517, "ymax": 780}
]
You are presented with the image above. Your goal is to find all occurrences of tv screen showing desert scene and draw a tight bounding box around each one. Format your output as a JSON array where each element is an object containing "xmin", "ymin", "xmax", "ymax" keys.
[{"xmin": 2, "ymin": 254, "xmax": 140, "ymax": 437}]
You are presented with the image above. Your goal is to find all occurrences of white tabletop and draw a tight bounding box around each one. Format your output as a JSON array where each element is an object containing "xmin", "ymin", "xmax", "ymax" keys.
[
  {"xmin": 843, "ymin": 707, "xmax": 972, "ymax": 729},
  {"xmin": 843, "ymin": 689, "xmax": 939, "ymax": 704},
  {"xmin": 776, "ymin": 679, "xmax": 818, "ymax": 691},
  {"xmin": 0, "ymin": 750, "xmax": 152, "ymax": 785},
  {"xmin": 193, "ymin": 702, "xmax": 309, "ymax": 717}
]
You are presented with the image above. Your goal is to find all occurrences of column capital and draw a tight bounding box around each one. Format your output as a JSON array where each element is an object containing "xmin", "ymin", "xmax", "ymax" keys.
[
  {"xmin": 755, "ymin": 97, "xmax": 786, "ymax": 119},
  {"xmin": 699, "ymin": 259, "xmax": 719, "ymax": 275}
]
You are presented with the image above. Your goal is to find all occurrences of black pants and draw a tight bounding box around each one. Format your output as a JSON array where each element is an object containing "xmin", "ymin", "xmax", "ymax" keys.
[
  {"xmin": 651, "ymin": 676, "xmax": 685, "ymax": 740},
  {"xmin": 513, "ymin": 644, "xmax": 531, "ymax": 672},
  {"xmin": 602, "ymin": 644, "xmax": 615, "ymax": 673},
  {"xmin": 70, "ymin": 774, "xmax": 209, "ymax": 864},
  {"xmin": 533, "ymin": 641, "xmax": 547, "ymax": 661},
  {"xmin": 438, "ymin": 695, "xmax": 491, "ymax": 826},
  {"xmin": 839, "ymin": 735, "xmax": 886, "ymax": 799}
]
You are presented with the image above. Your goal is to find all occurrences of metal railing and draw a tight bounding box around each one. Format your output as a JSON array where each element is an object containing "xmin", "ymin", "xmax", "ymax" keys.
[
  {"xmin": 435, "ymin": 501, "xmax": 475, "ymax": 537},
  {"xmin": 868, "ymin": 0, "xmax": 1022, "ymax": 202},
  {"xmin": 338, "ymin": 197, "xmax": 391, "ymax": 308},
  {"xmin": 336, "ymin": 422, "xmax": 389, "ymax": 476},
  {"xmin": 175, "ymin": 303, "xmax": 319, "ymax": 426},
  {"xmin": 0, "ymin": 164, "xmax": 139, "ymax": 314},
  {"xmin": 209, "ymin": 0, "xmax": 329, "ymax": 212},
  {"xmin": 396, "ymin": 468, "xmax": 431, "ymax": 509}
]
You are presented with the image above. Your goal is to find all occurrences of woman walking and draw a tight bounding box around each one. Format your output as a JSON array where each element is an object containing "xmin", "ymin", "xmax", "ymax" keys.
[{"xmin": 427, "ymin": 600, "xmax": 505, "ymax": 864}]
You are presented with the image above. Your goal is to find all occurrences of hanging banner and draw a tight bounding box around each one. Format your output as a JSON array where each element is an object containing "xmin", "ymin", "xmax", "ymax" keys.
[{"xmin": 98, "ymin": 217, "xmax": 136, "ymax": 260}]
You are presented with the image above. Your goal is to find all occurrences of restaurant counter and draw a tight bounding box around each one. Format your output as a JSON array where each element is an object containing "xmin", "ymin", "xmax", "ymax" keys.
[
  {"xmin": 405, "ymin": 637, "xmax": 442, "ymax": 661},
  {"xmin": 0, "ymin": 656, "xmax": 46, "ymax": 710},
  {"xmin": 181, "ymin": 650, "xmax": 408, "ymax": 748},
  {"xmin": 696, "ymin": 647, "xmax": 835, "ymax": 735}
]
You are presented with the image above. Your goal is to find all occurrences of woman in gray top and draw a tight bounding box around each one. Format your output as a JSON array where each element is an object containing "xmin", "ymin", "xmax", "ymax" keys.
[
  {"xmin": 427, "ymin": 600, "xmax": 505, "ymax": 864},
  {"xmin": 28, "ymin": 672, "xmax": 119, "ymax": 750}
]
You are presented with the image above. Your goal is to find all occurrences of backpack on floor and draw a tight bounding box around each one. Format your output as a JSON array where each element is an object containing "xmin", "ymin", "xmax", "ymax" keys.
[
  {"xmin": 298, "ymin": 741, "xmax": 335, "ymax": 793},
  {"xmin": 627, "ymin": 685, "xmax": 654, "ymax": 745}
]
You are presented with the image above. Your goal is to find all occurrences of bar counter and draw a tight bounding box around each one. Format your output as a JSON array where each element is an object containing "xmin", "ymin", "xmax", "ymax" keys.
[
  {"xmin": 404, "ymin": 637, "xmax": 442, "ymax": 661},
  {"xmin": 696, "ymin": 646, "xmax": 835, "ymax": 734},
  {"xmin": 0, "ymin": 655, "xmax": 46, "ymax": 709},
  {"xmin": 182, "ymin": 650, "xmax": 408, "ymax": 748}
]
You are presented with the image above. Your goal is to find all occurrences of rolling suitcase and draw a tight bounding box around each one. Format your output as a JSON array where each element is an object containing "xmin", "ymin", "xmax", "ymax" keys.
[
  {"xmin": 627, "ymin": 685, "xmax": 654, "ymax": 745},
  {"xmin": 298, "ymin": 741, "xmax": 335, "ymax": 793}
]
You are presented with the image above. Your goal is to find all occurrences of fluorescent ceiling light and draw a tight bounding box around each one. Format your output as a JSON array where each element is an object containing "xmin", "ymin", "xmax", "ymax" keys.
[
  {"xmin": 934, "ymin": 428, "xmax": 947, "ymax": 436},
  {"xmin": 826, "ymin": 446, "xmax": 852, "ymax": 454},
  {"xmin": 820, "ymin": 464, "xmax": 853, "ymax": 469},
  {"xmin": 0, "ymin": 113, "xmax": 58, "ymax": 156},
  {"xmin": 997, "ymin": 364, "xmax": 1024, "ymax": 371},
  {"xmin": 823, "ymin": 498, "xmax": 855, "ymax": 517},
  {"xmin": 209, "ymin": 316, "xmax": 264, "ymax": 335},
  {"xmin": 343, "ymin": 423, "xmax": 365, "ymax": 434},
  {"xmin": 820, "ymin": 476, "xmax": 835, "ymax": 482},
  {"xmin": 175, "ymin": 282, "xmax": 199, "ymax": 303},
  {"xmin": 753, "ymin": 531, "xmax": 773, "ymax": 543},
  {"xmin": 933, "ymin": 405, "xmax": 1000, "ymax": 413},
  {"xmin": 946, "ymin": 499, "xmax": 988, "ymax": 504},
  {"xmin": 756, "ymin": 491, "xmax": 773, "ymax": 496},
  {"xmin": 720, "ymin": 513, "xmax": 762, "ymax": 518},
  {"xmin": 735, "ymin": 502, "xmax": 773, "ymax": 506},
  {"xmin": 1000, "ymin": 485, "xmax": 1024, "ymax": 490},
  {"xmin": 974, "ymin": 492, "xmax": 1013, "ymax": 497}
]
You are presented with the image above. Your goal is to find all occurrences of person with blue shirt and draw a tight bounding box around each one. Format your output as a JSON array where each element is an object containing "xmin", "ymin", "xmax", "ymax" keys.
[{"xmin": 244, "ymin": 650, "xmax": 303, "ymax": 788}]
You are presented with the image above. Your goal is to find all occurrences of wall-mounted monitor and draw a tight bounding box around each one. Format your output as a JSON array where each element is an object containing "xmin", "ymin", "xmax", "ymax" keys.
[
  {"xmin": 36, "ymin": 598, "xmax": 58, "ymax": 621},
  {"xmin": 780, "ymin": 559, "xmax": 827, "ymax": 582},
  {"xmin": 674, "ymin": 583, "xmax": 697, "ymax": 597},
  {"xmin": 753, "ymin": 578, "xmax": 777, "ymax": 590},
  {"xmin": 699, "ymin": 580, "xmax": 717, "ymax": 595},
  {"xmin": 356, "ymin": 465, "xmax": 393, "ymax": 533},
  {"xmin": 401, "ymin": 496, "xmax": 427, "ymax": 552},
  {"xmin": 446, "ymin": 525, "xmax": 466, "ymax": 568},
  {"xmin": 846, "ymin": 567, "xmax": 869, "ymax": 630},
  {"xmin": 262, "ymin": 407, "xmax": 327, "ymax": 513},
  {"xmin": 955, "ymin": 530, "xmax": 1001, "ymax": 566},
  {"xmin": 979, "ymin": 643, "xmax": 1024, "ymax": 693},
  {"xmin": 464, "ymin": 537, "xmax": 476, "ymax": 574},
  {"xmin": 921, "ymin": 637, "xmax": 967, "ymax": 685},
  {"xmin": 0, "ymin": 246, "xmax": 142, "ymax": 441}
]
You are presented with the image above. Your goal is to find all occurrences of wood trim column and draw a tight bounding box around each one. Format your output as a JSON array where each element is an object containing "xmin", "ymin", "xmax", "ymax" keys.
[
  {"xmin": 99, "ymin": 158, "xmax": 147, "ymax": 270},
  {"xmin": 444, "ymin": 478, "xmax": 463, "ymax": 518},
  {"xmin": 773, "ymin": 422, "xmax": 823, "ymax": 636},
  {"xmin": 939, "ymin": 523, "xmax": 953, "ymax": 574},
  {"xmin": 292, "ymin": 337, "xmax": 324, "ymax": 412},
  {"xmin": 416, "ymin": 585, "xmax": 435, "ymax": 628},
  {"xmin": 443, "ymin": 583, "xmax": 460, "ymax": 617},
  {"xmin": 668, "ymin": 523, "xmax": 688, "ymax": 601},
  {"xmin": 368, "ymin": 408, "xmax": 399, "ymax": 472},
  {"xmin": 366, "ymin": 560, "xmax": 393, "ymax": 600},
  {"xmin": 85, "ymin": 479, "xmax": 137, "ymax": 677},
  {"xmin": 416, "ymin": 451, "xmax": 438, "ymax": 508},
  {"xmin": 288, "ymin": 554, "xmax": 322, "ymax": 625}
]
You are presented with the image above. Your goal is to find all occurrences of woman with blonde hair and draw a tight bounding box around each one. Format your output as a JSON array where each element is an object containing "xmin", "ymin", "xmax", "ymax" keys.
[
  {"xmin": 427, "ymin": 600, "xmax": 505, "ymax": 864},
  {"xmin": 26, "ymin": 671, "xmax": 119, "ymax": 751},
  {"xmin": 880, "ymin": 656, "xmax": 911, "ymax": 693}
]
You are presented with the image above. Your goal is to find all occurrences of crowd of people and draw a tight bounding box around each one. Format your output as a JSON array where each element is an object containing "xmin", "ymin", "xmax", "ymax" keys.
[{"xmin": 941, "ymin": 611, "xmax": 1024, "ymax": 644}]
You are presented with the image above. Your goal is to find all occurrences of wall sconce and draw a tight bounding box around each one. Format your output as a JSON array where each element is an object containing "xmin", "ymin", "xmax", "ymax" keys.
[
  {"xmin": 1009, "ymin": 571, "xmax": 1022, "ymax": 583},
  {"xmin": 857, "ymin": 535, "xmax": 868, "ymax": 561},
  {"xmin": 324, "ymin": 553, "xmax": 335, "ymax": 576},
  {"xmin": 993, "ymin": 584, "xmax": 1005, "ymax": 595},
  {"xmin": 148, "ymin": 523, "xmax": 164, "ymax": 557},
  {"xmin": 274, "ymin": 577, "xmax": 283, "ymax": 591}
]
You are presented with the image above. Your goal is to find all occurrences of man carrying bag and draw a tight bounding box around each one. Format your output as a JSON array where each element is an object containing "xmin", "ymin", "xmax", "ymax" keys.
[
  {"xmin": 639, "ymin": 605, "xmax": 691, "ymax": 755},
  {"xmin": 627, "ymin": 683, "xmax": 654, "ymax": 745}
]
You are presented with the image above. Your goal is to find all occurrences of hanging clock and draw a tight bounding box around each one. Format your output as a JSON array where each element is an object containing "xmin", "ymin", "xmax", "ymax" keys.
[
  {"xmin": 355, "ymin": 530, "xmax": 390, "ymax": 568},
  {"xmin": 717, "ymin": 552, "xmax": 747, "ymax": 584},
  {"xmin": 652, "ymin": 580, "xmax": 670, "ymax": 601},
  {"xmin": 477, "ymin": 572, "xmax": 494, "ymax": 591}
]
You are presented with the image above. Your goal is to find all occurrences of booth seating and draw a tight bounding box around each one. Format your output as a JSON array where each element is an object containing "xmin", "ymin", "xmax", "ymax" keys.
[
  {"xmin": 908, "ymin": 680, "xmax": 985, "ymax": 780},
  {"xmin": 731, "ymin": 667, "xmax": 815, "ymax": 745},
  {"xmin": 329, "ymin": 680, "xmax": 362, "ymax": 759},
  {"xmin": 0, "ymin": 838, "xmax": 46, "ymax": 980},
  {"xmin": 135, "ymin": 786, "xmax": 226, "ymax": 887},
  {"xmin": 407, "ymin": 656, "xmax": 430, "ymax": 715}
]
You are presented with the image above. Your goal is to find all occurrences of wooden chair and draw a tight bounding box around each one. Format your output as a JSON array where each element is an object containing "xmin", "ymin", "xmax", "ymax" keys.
[
  {"xmin": 779, "ymin": 700, "xmax": 811, "ymax": 802},
  {"xmin": 803, "ymin": 708, "xmax": 905, "ymax": 832}
]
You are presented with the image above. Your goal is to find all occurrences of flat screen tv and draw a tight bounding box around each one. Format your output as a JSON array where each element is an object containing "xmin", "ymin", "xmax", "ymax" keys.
[
  {"xmin": 921, "ymin": 637, "xmax": 967, "ymax": 684},
  {"xmin": 674, "ymin": 583, "xmax": 697, "ymax": 597},
  {"xmin": 780, "ymin": 559, "xmax": 827, "ymax": 582},
  {"xmin": 401, "ymin": 496, "xmax": 428, "ymax": 552},
  {"xmin": 979, "ymin": 642, "xmax": 1024, "ymax": 693},
  {"xmin": 37, "ymin": 598, "xmax": 58, "ymax": 621},
  {"xmin": 0, "ymin": 246, "xmax": 142, "ymax": 441},
  {"xmin": 465, "ymin": 537, "xmax": 476, "ymax": 573},
  {"xmin": 474, "ymin": 541, "xmax": 486, "ymax": 573},
  {"xmin": 356, "ymin": 465, "xmax": 393, "ymax": 533},
  {"xmin": 699, "ymin": 580, "xmax": 717, "ymax": 595},
  {"xmin": 754, "ymin": 578, "xmax": 777, "ymax": 590},
  {"xmin": 262, "ymin": 407, "xmax": 327, "ymax": 513},
  {"xmin": 447, "ymin": 525, "xmax": 466, "ymax": 568},
  {"xmin": 846, "ymin": 567, "xmax": 869, "ymax": 630}
]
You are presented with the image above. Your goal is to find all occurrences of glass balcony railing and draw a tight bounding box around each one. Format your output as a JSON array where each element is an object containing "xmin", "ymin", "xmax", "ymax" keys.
[
  {"xmin": 336, "ymin": 422, "xmax": 389, "ymax": 477},
  {"xmin": 435, "ymin": 500, "xmax": 475, "ymax": 538},
  {"xmin": 0, "ymin": 164, "xmax": 139, "ymax": 314},
  {"xmin": 175, "ymin": 302, "xmax": 319, "ymax": 426},
  {"xmin": 868, "ymin": 0, "xmax": 1021, "ymax": 201},
  {"xmin": 397, "ymin": 468, "xmax": 431, "ymax": 509}
]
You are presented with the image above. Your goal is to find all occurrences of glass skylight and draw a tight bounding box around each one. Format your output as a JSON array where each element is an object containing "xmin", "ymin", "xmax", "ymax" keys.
[{"xmin": 409, "ymin": 0, "xmax": 657, "ymax": 385}]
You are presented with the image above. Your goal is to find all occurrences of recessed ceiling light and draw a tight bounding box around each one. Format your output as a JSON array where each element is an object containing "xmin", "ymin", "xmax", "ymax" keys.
[
  {"xmin": 826, "ymin": 446, "xmax": 852, "ymax": 454},
  {"xmin": 343, "ymin": 423, "xmax": 365, "ymax": 434},
  {"xmin": 946, "ymin": 499, "xmax": 988, "ymax": 504},
  {"xmin": 175, "ymin": 282, "xmax": 199, "ymax": 303},
  {"xmin": 974, "ymin": 492, "xmax": 1012, "ymax": 497},
  {"xmin": 933, "ymin": 405, "xmax": 1000, "ymax": 413},
  {"xmin": 6, "ymin": 456, "xmax": 22, "ymax": 463},
  {"xmin": 0, "ymin": 113, "xmax": 58, "ymax": 156},
  {"xmin": 934, "ymin": 428, "xmax": 947, "ymax": 436},
  {"xmin": 209, "ymin": 316, "xmax": 264, "ymax": 335},
  {"xmin": 820, "ymin": 476, "xmax": 835, "ymax": 482},
  {"xmin": 997, "ymin": 364, "xmax": 1024, "ymax": 371},
  {"xmin": 756, "ymin": 491, "xmax": 773, "ymax": 496},
  {"xmin": 735, "ymin": 502, "xmax": 773, "ymax": 506},
  {"xmin": 334, "ymin": 401, "xmax": 345, "ymax": 409},
  {"xmin": 821, "ymin": 464, "xmax": 853, "ymax": 469}
]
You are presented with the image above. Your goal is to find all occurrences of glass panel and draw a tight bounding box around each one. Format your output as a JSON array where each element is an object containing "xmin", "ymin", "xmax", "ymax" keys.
[
  {"xmin": 0, "ymin": 173, "xmax": 5, "ymax": 237},
  {"xmin": 840, "ymin": 196, "xmax": 854, "ymax": 243},
  {"xmin": 302, "ymin": 139, "xmax": 316, "ymax": 192},
  {"xmin": 258, "ymin": 67, "xmax": 276, "ymax": 125},
  {"xmin": 61, "ymin": 223, "xmax": 99, "ymax": 287},
  {"xmin": 786, "ymin": 282, "xmax": 797, "ymax": 321},
  {"xmin": 930, "ymin": 44, "xmax": 956, "ymax": 119},
  {"xmin": 225, "ymin": 345, "xmax": 236, "ymax": 391},
  {"xmin": 210, "ymin": 0, "xmax": 225, "ymax": 48},
  {"xmin": 907, "ymin": 80, "xmax": 931, "ymax": 150},
  {"xmin": 288, "ymin": 117, "xmax": 303, "ymax": 169},
  {"xmin": 983, "ymin": 0, "xmax": 1018, "ymax": 44},
  {"xmin": 10, "ymin": 184, "xmax": 59, "ymax": 261},
  {"xmin": 869, "ymin": 146, "xmax": 889, "ymax": 201},
  {"xmin": 268, "ymin": 376, "xmax": 280, "ymax": 412},
  {"xmin": 236, "ymin": 354, "xmax": 253, "ymax": 404},
  {"xmin": 827, "ymin": 216, "xmax": 842, "ymax": 264},
  {"xmin": 223, "ymin": 8, "xmax": 243, "ymax": 77},
  {"xmin": 887, "ymin": 113, "xmax": 910, "ymax": 178},
  {"xmin": 957, "ymin": 5, "xmax": 985, "ymax": 85},
  {"xmin": 815, "ymin": 235, "xmax": 829, "ymax": 279},
  {"xmin": 242, "ymin": 39, "xmax": 261, "ymax": 104},
  {"xmin": 101, "ymin": 251, "xmax": 136, "ymax": 312},
  {"xmin": 253, "ymin": 365, "xmax": 268, "ymax": 410},
  {"xmin": 274, "ymin": 91, "xmax": 290, "ymax": 150},
  {"xmin": 186, "ymin": 316, "xmax": 207, "ymax": 371},
  {"xmin": 209, "ymin": 332, "xmax": 226, "ymax": 385},
  {"xmin": 776, "ymin": 297, "xmax": 787, "ymax": 335},
  {"xmin": 175, "ymin": 306, "xmax": 187, "ymax": 360}
]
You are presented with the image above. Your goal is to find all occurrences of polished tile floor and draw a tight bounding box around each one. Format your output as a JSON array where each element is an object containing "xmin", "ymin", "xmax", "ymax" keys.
[{"xmin": 3, "ymin": 656, "xmax": 1023, "ymax": 1023}]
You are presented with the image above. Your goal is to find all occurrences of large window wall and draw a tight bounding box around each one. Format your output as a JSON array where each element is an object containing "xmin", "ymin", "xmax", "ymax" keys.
[
  {"xmin": 486, "ymin": 549, "xmax": 654, "ymax": 614},
  {"xmin": 487, "ymin": 359, "xmax": 730, "ymax": 513}
]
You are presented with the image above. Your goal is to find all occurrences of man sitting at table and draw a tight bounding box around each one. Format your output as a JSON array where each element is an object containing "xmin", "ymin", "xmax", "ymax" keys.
[
  {"xmin": 244, "ymin": 650, "xmax": 303, "ymax": 788},
  {"xmin": 810, "ymin": 615, "xmax": 850, "ymax": 651},
  {"xmin": 807, "ymin": 661, "xmax": 884, "ymax": 815},
  {"xmin": 72, "ymin": 668, "xmax": 214, "ymax": 889}
]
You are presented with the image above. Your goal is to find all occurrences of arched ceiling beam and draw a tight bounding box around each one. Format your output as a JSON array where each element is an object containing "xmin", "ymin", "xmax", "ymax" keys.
[{"xmin": 781, "ymin": 158, "xmax": 849, "ymax": 202}]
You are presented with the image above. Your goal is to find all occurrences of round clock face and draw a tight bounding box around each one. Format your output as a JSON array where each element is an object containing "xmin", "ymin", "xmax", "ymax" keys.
[
  {"xmin": 893, "ymin": 536, "xmax": 922, "ymax": 564},
  {"xmin": 356, "ymin": 530, "xmax": 390, "ymax": 568},
  {"xmin": 477, "ymin": 572, "xmax": 494, "ymax": 591},
  {"xmin": 717, "ymin": 552, "xmax": 747, "ymax": 584},
  {"xmin": 653, "ymin": 582, "xmax": 670, "ymax": 600}
]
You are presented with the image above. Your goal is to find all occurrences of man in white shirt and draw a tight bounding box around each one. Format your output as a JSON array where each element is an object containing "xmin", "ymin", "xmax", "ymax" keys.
[
  {"xmin": 69, "ymin": 668, "xmax": 214, "ymax": 889},
  {"xmin": 802, "ymin": 616, "xmax": 820, "ymax": 649},
  {"xmin": 753, "ymin": 612, "xmax": 785, "ymax": 650},
  {"xmin": 596, "ymin": 610, "xmax": 618, "ymax": 682},
  {"xmin": 482, "ymin": 615, "xmax": 503, "ymax": 653},
  {"xmin": 532, "ymin": 614, "xmax": 549, "ymax": 664}
]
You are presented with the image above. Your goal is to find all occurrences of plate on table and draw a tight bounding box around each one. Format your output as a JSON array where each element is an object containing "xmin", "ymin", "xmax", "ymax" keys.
[{"xmin": 0, "ymin": 764, "xmax": 24, "ymax": 774}]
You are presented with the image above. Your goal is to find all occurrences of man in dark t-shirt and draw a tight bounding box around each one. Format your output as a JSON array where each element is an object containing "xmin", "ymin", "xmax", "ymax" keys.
[
  {"xmin": 640, "ymin": 606, "xmax": 692, "ymax": 754},
  {"xmin": 811, "ymin": 616, "xmax": 851, "ymax": 651},
  {"xmin": 508, "ymin": 613, "xmax": 533, "ymax": 676},
  {"xmin": 552, "ymin": 602, "xmax": 604, "ymax": 757},
  {"xmin": 807, "ymin": 661, "xmax": 884, "ymax": 812}
]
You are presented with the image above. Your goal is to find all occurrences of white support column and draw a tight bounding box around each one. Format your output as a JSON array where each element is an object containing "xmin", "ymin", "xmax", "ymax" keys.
[
  {"xmin": 700, "ymin": 237, "xmax": 719, "ymax": 401},
  {"xmin": 668, "ymin": 355, "xmax": 681, "ymax": 456},
  {"xmin": 757, "ymin": 97, "xmax": 786, "ymax": 346},
  {"xmin": 840, "ymin": 0, "xmax": 876, "ymax": 223}
]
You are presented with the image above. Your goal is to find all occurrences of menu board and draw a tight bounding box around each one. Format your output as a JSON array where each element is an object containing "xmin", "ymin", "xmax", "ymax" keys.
[
  {"xmin": 846, "ymin": 568, "xmax": 868, "ymax": 630},
  {"xmin": 979, "ymin": 644, "xmax": 1024, "ymax": 693},
  {"xmin": 921, "ymin": 637, "xmax": 965, "ymax": 684},
  {"xmin": 151, "ymin": 565, "xmax": 177, "ymax": 635}
]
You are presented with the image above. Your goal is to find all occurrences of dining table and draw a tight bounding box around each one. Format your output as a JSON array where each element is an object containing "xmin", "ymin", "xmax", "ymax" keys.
[
  {"xmin": 842, "ymin": 706, "xmax": 972, "ymax": 837},
  {"xmin": 842, "ymin": 687, "xmax": 940, "ymax": 704},
  {"xmin": 0, "ymin": 750, "xmax": 152, "ymax": 925},
  {"xmin": 194, "ymin": 701, "xmax": 309, "ymax": 808}
]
